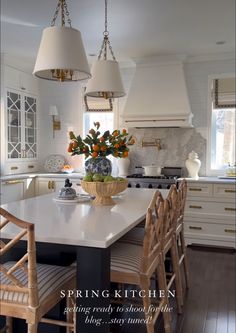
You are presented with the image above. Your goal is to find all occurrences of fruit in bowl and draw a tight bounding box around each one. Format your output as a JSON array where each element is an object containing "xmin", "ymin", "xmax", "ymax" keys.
[
  {"xmin": 81, "ymin": 174, "xmax": 128, "ymax": 206},
  {"xmin": 61, "ymin": 164, "xmax": 74, "ymax": 173}
]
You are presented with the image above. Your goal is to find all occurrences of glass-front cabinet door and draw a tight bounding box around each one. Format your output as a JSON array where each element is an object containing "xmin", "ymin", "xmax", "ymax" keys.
[
  {"xmin": 24, "ymin": 95, "xmax": 37, "ymax": 158},
  {"xmin": 6, "ymin": 89, "xmax": 37, "ymax": 160}
]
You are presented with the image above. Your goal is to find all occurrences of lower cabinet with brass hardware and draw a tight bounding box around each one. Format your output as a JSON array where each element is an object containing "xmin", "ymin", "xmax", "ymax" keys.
[
  {"xmin": 0, "ymin": 178, "xmax": 35, "ymax": 204},
  {"xmin": 36, "ymin": 177, "xmax": 82, "ymax": 196},
  {"xmin": 36, "ymin": 178, "xmax": 65, "ymax": 196},
  {"xmin": 0, "ymin": 180, "xmax": 25, "ymax": 204},
  {"xmin": 184, "ymin": 181, "xmax": 236, "ymax": 248}
]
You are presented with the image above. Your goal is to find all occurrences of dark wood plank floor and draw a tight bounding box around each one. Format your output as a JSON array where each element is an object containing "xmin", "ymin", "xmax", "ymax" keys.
[
  {"xmin": 112, "ymin": 246, "xmax": 236, "ymax": 333},
  {"xmin": 176, "ymin": 246, "xmax": 236, "ymax": 333}
]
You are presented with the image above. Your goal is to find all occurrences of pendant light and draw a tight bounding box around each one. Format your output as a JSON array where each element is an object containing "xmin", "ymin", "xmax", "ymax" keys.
[
  {"xmin": 33, "ymin": 0, "xmax": 91, "ymax": 82},
  {"xmin": 85, "ymin": 0, "xmax": 125, "ymax": 100}
]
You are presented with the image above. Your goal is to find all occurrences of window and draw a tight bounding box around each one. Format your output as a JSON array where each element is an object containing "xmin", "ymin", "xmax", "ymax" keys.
[
  {"xmin": 209, "ymin": 77, "xmax": 235, "ymax": 171},
  {"xmin": 84, "ymin": 111, "xmax": 114, "ymax": 136}
]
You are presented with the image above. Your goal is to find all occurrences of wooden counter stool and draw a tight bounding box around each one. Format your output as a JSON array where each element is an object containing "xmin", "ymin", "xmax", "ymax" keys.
[
  {"xmin": 175, "ymin": 179, "xmax": 189, "ymax": 290},
  {"xmin": 110, "ymin": 191, "xmax": 172, "ymax": 333},
  {"xmin": 118, "ymin": 185, "xmax": 184, "ymax": 314},
  {"xmin": 162, "ymin": 186, "xmax": 183, "ymax": 313},
  {"xmin": 0, "ymin": 208, "xmax": 76, "ymax": 333}
]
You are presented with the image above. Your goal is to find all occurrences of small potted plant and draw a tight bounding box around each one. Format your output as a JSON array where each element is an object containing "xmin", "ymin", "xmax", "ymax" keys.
[{"xmin": 67, "ymin": 122, "xmax": 134, "ymax": 175}]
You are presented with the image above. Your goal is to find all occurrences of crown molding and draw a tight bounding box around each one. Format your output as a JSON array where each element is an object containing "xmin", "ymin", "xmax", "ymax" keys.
[{"xmin": 186, "ymin": 52, "xmax": 235, "ymax": 63}]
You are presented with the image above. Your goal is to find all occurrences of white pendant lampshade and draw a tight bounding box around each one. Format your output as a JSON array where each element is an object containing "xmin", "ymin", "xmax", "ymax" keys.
[
  {"xmin": 33, "ymin": 0, "xmax": 91, "ymax": 82},
  {"xmin": 84, "ymin": 0, "xmax": 125, "ymax": 101},
  {"xmin": 85, "ymin": 60, "xmax": 125, "ymax": 98},
  {"xmin": 33, "ymin": 26, "xmax": 91, "ymax": 81}
]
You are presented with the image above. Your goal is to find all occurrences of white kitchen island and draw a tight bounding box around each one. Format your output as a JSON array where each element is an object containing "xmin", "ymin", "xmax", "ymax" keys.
[{"xmin": 1, "ymin": 188, "xmax": 168, "ymax": 333}]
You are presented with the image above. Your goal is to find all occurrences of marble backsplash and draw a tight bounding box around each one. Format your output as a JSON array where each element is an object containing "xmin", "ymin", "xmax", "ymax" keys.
[{"xmin": 127, "ymin": 127, "xmax": 207, "ymax": 177}]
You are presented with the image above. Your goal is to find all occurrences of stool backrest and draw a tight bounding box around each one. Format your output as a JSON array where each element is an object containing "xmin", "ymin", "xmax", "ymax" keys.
[
  {"xmin": 178, "ymin": 179, "xmax": 187, "ymax": 218},
  {"xmin": 141, "ymin": 190, "xmax": 164, "ymax": 273}
]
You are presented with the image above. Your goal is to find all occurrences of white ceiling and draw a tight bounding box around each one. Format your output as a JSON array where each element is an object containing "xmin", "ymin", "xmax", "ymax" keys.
[{"xmin": 1, "ymin": 0, "xmax": 235, "ymax": 69}]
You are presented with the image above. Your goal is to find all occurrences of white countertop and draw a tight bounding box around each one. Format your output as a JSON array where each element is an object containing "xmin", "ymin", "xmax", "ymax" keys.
[
  {"xmin": 1, "ymin": 188, "xmax": 168, "ymax": 248},
  {"xmin": 178, "ymin": 176, "xmax": 236, "ymax": 184},
  {"xmin": 0, "ymin": 172, "xmax": 84, "ymax": 181}
]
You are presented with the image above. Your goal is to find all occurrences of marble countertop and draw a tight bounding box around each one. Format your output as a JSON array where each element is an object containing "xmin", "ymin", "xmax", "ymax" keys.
[
  {"xmin": 179, "ymin": 176, "xmax": 236, "ymax": 184},
  {"xmin": 1, "ymin": 188, "xmax": 168, "ymax": 248},
  {"xmin": 0, "ymin": 172, "xmax": 84, "ymax": 181}
]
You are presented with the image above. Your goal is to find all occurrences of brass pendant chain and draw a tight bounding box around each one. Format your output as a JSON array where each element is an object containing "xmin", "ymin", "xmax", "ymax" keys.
[
  {"xmin": 98, "ymin": 0, "xmax": 116, "ymax": 61},
  {"xmin": 50, "ymin": 0, "xmax": 72, "ymax": 27}
]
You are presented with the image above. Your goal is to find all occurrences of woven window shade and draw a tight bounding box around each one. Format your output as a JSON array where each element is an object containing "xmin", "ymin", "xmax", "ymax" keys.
[{"xmin": 213, "ymin": 78, "xmax": 236, "ymax": 108}]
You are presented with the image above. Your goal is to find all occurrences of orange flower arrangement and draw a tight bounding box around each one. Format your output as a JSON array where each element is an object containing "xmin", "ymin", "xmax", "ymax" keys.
[{"xmin": 68, "ymin": 122, "xmax": 135, "ymax": 159}]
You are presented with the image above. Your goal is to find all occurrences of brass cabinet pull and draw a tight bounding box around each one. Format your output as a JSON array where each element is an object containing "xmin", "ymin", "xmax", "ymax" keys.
[
  {"xmin": 28, "ymin": 165, "xmax": 35, "ymax": 169},
  {"xmin": 4, "ymin": 180, "xmax": 24, "ymax": 185},
  {"xmin": 189, "ymin": 188, "xmax": 202, "ymax": 191},
  {"xmin": 224, "ymin": 229, "xmax": 236, "ymax": 234},
  {"xmin": 189, "ymin": 205, "xmax": 202, "ymax": 209},
  {"xmin": 10, "ymin": 166, "xmax": 18, "ymax": 170},
  {"xmin": 48, "ymin": 181, "xmax": 51, "ymax": 190},
  {"xmin": 52, "ymin": 181, "xmax": 55, "ymax": 190},
  {"xmin": 189, "ymin": 226, "xmax": 202, "ymax": 230},
  {"xmin": 224, "ymin": 207, "xmax": 236, "ymax": 212},
  {"xmin": 224, "ymin": 189, "xmax": 236, "ymax": 193}
]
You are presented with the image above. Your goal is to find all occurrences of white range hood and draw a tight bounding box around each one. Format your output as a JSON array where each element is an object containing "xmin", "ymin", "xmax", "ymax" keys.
[{"xmin": 122, "ymin": 56, "xmax": 193, "ymax": 128}]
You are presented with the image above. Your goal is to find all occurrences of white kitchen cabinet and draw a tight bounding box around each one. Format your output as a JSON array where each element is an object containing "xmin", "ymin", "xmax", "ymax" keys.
[
  {"xmin": 1, "ymin": 65, "xmax": 39, "ymax": 175},
  {"xmin": 0, "ymin": 179, "xmax": 25, "ymax": 204},
  {"xmin": 36, "ymin": 178, "xmax": 81, "ymax": 196},
  {"xmin": 0, "ymin": 178, "xmax": 36, "ymax": 204},
  {"xmin": 4, "ymin": 65, "xmax": 38, "ymax": 95},
  {"xmin": 184, "ymin": 182, "xmax": 236, "ymax": 248},
  {"xmin": 6, "ymin": 89, "xmax": 38, "ymax": 160}
]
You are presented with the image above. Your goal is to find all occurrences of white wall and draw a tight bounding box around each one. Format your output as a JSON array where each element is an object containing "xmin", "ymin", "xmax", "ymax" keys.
[
  {"xmin": 37, "ymin": 80, "xmax": 84, "ymax": 171},
  {"xmin": 36, "ymin": 56, "xmax": 235, "ymax": 174}
]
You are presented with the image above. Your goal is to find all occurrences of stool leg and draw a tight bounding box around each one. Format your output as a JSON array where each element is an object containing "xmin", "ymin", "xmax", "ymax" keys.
[
  {"xmin": 28, "ymin": 323, "xmax": 38, "ymax": 333},
  {"xmin": 180, "ymin": 230, "xmax": 189, "ymax": 289},
  {"xmin": 6, "ymin": 317, "xmax": 13, "ymax": 333}
]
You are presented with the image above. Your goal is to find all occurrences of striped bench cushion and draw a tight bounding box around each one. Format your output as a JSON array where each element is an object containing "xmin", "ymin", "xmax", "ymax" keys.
[
  {"xmin": 111, "ymin": 243, "xmax": 143, "ymax": 274},
  {"xmin": 0, "ymin": 262, "xmax": 75, "ymax": 305},
  {"xmin": 118, "ymin": 227, "xmax": 144, "ymax": 246}
]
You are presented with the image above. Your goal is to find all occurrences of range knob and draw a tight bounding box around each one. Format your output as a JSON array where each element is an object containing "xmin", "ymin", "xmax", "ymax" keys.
[
  {"xmin": 157, "ymin": 184, "xmax": 162, "ymax": 189},
  {"xmin": 167, "ymin": 184, "xmax": 171, "ymax": 189},
  {"xmin": 135, "ymin": 183, "xmax": 141, "ymax": 188},
  {"xmin": 148, "ymin": 184, "xmax": 153, "ymax": 189},
  {"xmin": 128, "ymin": 183, "xmax": 132, "ymax": 188}
]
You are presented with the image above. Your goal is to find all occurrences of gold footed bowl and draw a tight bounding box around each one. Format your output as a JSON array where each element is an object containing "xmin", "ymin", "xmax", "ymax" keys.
[{"xmin": 81, "ymin": 180, "xmax": 128, "ymax": 206}]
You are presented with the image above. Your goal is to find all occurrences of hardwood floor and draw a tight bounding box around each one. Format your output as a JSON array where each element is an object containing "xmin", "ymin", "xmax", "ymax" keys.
[
  {"xmin": 177, "ymin": 246, "xmax": 236, "ymax": 333},
  {"xmin": 112, "ymin": 246, "xmax": 236, "ymax": 333}
]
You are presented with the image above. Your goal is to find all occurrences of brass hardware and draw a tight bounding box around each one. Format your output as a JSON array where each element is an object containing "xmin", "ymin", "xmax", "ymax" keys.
[
  {"xmin": 28, "ymin": 165, "xmax": 35, "ymax": 169},
  {"xmin": 189, "ymin": 205, "xmax": 202, "ymax": 209},
  {"xmin": 48, "ymin": 181, "xmax": 51, "ymax": 190},
  {"xmin": 224, "ymin": 207, "xmax": 236, "ymax": 212},
  {"xmin": 10, "ymin": 166, "xmax": 18, "ymax": 170},
  {"xmin": 4, "ymin": 180, "xmax": 24, "ymax": 185},
  {"xmin": 224, "ymin": 189, "xmax": 236, "ymax": 193},
  {"xmin": 189, "ymin": 226, "xmax": 202, "ymax": 230},
  {"xmin": 52, "ymin": 181, "xmax": 55, "ymax": 190},
  {"xmin": 189, "ymin": 188, "xmax": 202, "ymax": 191},
  {"xmin": 224, "ymin": 229, "xmax": 236, "ymax": 233},
  {"xmin": 141, "ymin": 139, "xmax": 162, "ymax": 150}
]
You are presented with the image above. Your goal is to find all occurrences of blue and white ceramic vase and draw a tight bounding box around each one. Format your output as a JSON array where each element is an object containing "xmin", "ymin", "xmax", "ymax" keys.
[{"xmin": 85, "ymin": 157, "xmax": 112, "ymax": 176}]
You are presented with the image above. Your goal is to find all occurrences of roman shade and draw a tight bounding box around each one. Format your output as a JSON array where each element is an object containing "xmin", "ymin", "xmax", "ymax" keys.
[{"xmin": 213, "ymin": 78, "xmax": 236, "ymax": 108}]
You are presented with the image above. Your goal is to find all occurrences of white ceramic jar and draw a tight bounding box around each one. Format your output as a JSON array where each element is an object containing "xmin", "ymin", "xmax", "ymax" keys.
[
  {"xmin": 117, "ymin": 157, "xmax": 130, "ymax": 177},
  {"xmin": 185, "ymin": 151, "xmax": 201, "ymax": 179}
]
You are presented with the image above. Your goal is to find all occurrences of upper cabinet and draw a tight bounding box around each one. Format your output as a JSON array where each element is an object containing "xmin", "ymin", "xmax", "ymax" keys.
[
  {"xmin": 6, "ymin": 89, "xmax": 37, "ymax": 160},
  {"xmin": 4, "ymin": 65, "xmax": 38, "ymax": 95},
  {"xmin": 1, "ymin": 65, "xmax": 39, "ymax": 175}
]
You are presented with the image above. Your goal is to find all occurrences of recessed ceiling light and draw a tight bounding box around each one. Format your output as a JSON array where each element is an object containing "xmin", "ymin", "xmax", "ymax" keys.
[{"xmin": 216, "ymin": 41, "xmax": 226, "ymax": 45}]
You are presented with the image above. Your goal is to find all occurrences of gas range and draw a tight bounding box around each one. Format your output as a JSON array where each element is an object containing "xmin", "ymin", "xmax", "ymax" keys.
[{"xmin": 126, "ymin": 167, "xmax": 183, "ymax": 189}]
